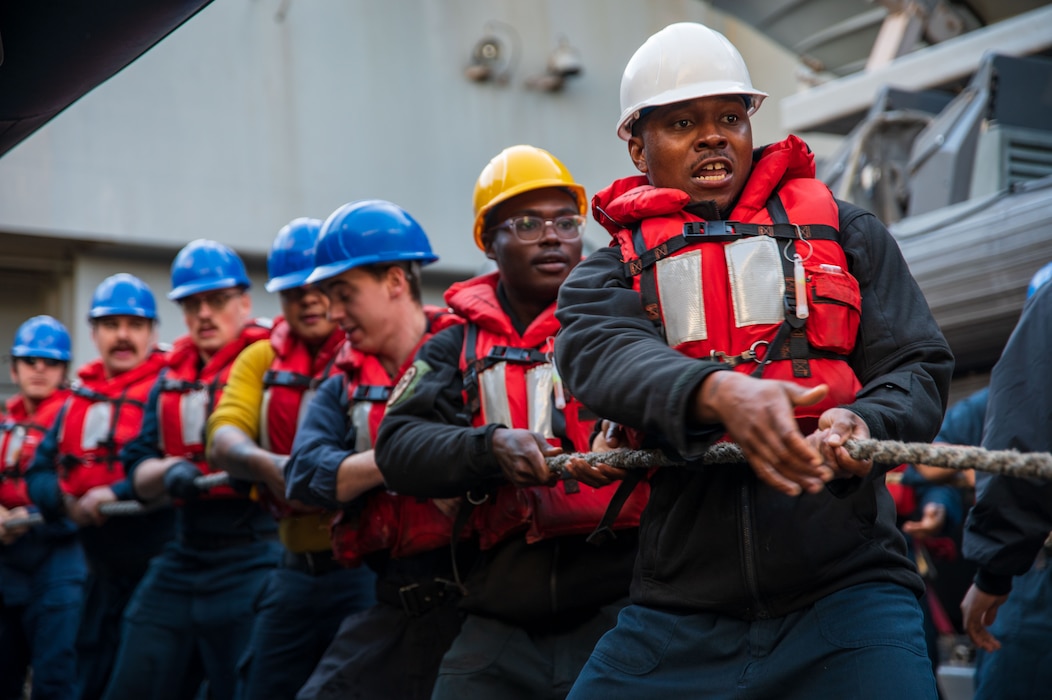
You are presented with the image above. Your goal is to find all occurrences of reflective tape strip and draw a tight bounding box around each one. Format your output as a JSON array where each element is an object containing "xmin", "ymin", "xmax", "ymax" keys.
[
  {"xmin": 725, "ymin": 236, "xmax": 784, "ymax": 327},
  {"xmin": 180, "ymin": 389, "xmax": 209, "ymax": 448},
  {"xmin": 259, "ymin": 388, "xmax": 273, "ymax": 452},
  {"xmin": 350, "ymin": 400, "xmax": 373, "ymax": 453},
  {"xmin": 81, "ymin": 402, "xmax": 113, "ymax": 451},
  {"xmin": 479, "ymin": 362, "xmax": 512, "ymax": 430},
  {"xmin": 526, "ymin": 364, "xmax": 554, "ymax": 439},
  {"xmin": 656, "ymin": 249, "xmax": 707, "ymax": 347}
]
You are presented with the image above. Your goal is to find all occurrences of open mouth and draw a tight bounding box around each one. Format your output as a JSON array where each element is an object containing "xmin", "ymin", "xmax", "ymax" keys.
[{"xmin": 692, "ymin": 160, "xmax": 732, "ymax": 184}]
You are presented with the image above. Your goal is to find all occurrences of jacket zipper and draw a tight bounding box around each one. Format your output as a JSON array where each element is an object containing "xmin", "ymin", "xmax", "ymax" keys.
[{"xmin": 740, "ymin": 479, "xmax": 769, "ymax": 619}]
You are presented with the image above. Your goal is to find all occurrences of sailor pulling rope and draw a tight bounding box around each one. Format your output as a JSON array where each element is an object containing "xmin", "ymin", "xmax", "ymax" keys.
[
  {"xmin": 9, "ymin": 441, "xmax": 1049, "ymax": 527},
  {"xmin": 546, "ymin": 439, "xmax": 1052, "ymax": 482}
]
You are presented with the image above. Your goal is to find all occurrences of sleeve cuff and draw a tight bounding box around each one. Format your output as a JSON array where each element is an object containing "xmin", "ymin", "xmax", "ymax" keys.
[
  {"xmin": 974, "ymin": 568, "xmax": 1013, "ymax": 597},
  {"xmin": 674, "ymin": 365, "xmax": 732, "ymax": 458},
  {"xmin": 848, "ymin": 405, "xmax": 887, "ymax": 442},
  {"xmin": 825, "ymin": 476, "xmax": 863, "ymax": 498},
  {"xmin": 29, "ymin": 475, "xmax": 67, "ymax": 521},
  {"xmin": 473, "ymin": 424, "xmax": 504, "ymax": 477},
  {"xmin": 109, "ymin": 480, "xmax": 134, "ymax": 501}
]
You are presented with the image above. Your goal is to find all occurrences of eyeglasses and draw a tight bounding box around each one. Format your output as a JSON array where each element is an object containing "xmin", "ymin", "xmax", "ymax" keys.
[
  {"xmin": 490, "ymin": 215, "xmax": 586, "ymax": 243},
  {"xmin": 14, "ymin": 356, "xmax": 64, "ymax": 368},
  {"xmin": 179, "ymin": 290, "xmax": 242, "ymax": 315}
]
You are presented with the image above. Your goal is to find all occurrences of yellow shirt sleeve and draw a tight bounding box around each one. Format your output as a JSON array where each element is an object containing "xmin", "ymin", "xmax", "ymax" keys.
[{"xmin": 206, "ymin": 339, "xmax": 276, "ymax": 445}]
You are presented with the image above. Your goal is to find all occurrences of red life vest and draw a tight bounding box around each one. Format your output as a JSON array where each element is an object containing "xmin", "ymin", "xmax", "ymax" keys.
[
  {"xmin": 596, "ymin": 136, "xmax": 863, "ymax": 434},
  {"xmin": 157, "ymin": 323, "xmax": 270, "ymax": 499},
  {"xmin": 257, "ymin": 319, "xmax": 344, "ymax": 520},
  {"xmin": 260, "ymin": 318, "xmax": 345, "ymax": 456},
  {"xmin": 885, "ymin": 464, "xmax": 917, "ymax": 517},
  {"xmin": 0, "ymin": 389, "xmax": 70, "ymax": 509},
  {"xmin": 450, "ymin": 272, "xmax": 648, "ymax": 551},
  {"xmin": 55, "ymin": 351, "xmax": 169, "ymax": 498},
  {"xmin": 329, "ymin": 306, "xmax": 465, "ymax": 565}
]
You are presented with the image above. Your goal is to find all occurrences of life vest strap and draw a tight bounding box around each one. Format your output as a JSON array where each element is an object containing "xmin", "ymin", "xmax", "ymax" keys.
[
  {"xmin": 262, "ymin": 369, "xmax": 314, "ymax": 389},
  {"xmin": 351, "ymin": 385, "xmax": 392, "ymax": 403},
  {"xmin": 624, "ymin": 221, "xmax": 838, "ymax": 277},
  {"xmin": 461, "ymin": 323, "xmax": 551, "ymax": 415},
  {"xmin": 160, "ymin": 377, "xmax": 203, "ymax": 393}
]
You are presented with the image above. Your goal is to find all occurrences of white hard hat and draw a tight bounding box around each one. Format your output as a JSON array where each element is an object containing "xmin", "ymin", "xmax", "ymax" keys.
[{"xmin": 617, "ymin": 22, "xmax": 768, "ymax": 141}]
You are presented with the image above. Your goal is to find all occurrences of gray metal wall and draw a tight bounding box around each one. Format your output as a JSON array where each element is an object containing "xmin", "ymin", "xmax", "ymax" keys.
[{"xmin": 0, "ymin": 0, "xmax": 807, "ymax": 374}]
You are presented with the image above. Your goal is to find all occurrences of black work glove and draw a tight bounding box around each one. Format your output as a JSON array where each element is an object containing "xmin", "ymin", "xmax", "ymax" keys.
[{"xmin": 163, "ymin": 460, "xmax": 203, "ymax": 501}]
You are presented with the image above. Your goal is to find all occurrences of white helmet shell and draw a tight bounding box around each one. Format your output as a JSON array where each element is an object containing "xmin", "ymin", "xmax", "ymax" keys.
[{"xmin": 617, "ymin": 22, "xmax": 768, "ymax": 141}]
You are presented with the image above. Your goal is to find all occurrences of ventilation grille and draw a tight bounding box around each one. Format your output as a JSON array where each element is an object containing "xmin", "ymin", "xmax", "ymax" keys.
[{"xmin": 1005, "ymin": 128, "xmax": 1052, "ymax": 185}]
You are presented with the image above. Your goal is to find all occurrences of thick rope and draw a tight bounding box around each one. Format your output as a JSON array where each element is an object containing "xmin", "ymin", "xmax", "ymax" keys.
[
  {"xmin": 193, "ymin": 472, "xmax": 232, "ymax": 490},
  {"xmin": 95, "ymin": 472, "xmax": 232, "ymax": 516},
  {"xmin": 547, "ymin": 439, "xmax": 1052, "ymax": 481},
  {"xmin": 4, "ymin": 472, "xmax": 235, "ymax": 526},
  {"xmin": 10, "ymin": 442, "xmax": 1048, "ymax": 527},
  {"xmin": 4, "ymin": 512, "xmax": 44, "ymax": 528}
]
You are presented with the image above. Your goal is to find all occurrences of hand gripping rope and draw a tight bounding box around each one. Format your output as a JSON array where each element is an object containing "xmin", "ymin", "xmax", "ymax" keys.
[
  {"xmin": 8, "ymin": 442, "xmax": 1049, "ymax": 529},
  {"xmin": 4, "ymin": 472, "xmax": 232, "ymax": 528},
  {"xmin": 545, "ymin": 440, "xmax": 1052, "ymax": 481}
]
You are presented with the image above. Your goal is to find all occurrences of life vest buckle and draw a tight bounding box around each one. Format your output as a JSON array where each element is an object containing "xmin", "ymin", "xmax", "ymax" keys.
[
  {"xmin": 351, "ymin": 385, "xmax": 393, "ymax": 403},
  {"xmin": 683, "ymin": 220, "xmax": 739, "ymax": 241},
  {"xmin": 487, "ymin": 346, "xmax": 537, "ymax": 364},
  {"xmin": 709, "ymin": 340, "xmax": 769, "ymax": 368}
]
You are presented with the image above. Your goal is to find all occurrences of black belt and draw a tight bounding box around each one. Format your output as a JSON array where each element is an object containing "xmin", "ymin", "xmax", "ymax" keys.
[
  {"xmin": 375, "ymin": 578, "xmax": 461, "ymax": 617},
  {"xmin": 282, "ymin": 549, "xmax": 344, "ymax": 576}
]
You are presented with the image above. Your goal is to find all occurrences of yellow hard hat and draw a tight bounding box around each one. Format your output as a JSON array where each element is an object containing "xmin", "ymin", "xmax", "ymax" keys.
[{"xmin": 472, "ymin": 145, "xmax": 587, "ymax": 250}]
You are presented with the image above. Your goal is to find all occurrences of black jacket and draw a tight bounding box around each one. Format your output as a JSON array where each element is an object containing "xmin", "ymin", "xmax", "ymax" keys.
[
  {"xmin": 963, "ymin": 283, "xmax": 1052, "ymax": 596},
  {"xmin": 554, "ymin": 195, "xmax": 954, "ymax": 620},
  {"xmin": 376, "ymin": 323, "xmax": 637, "ymax": 629}
]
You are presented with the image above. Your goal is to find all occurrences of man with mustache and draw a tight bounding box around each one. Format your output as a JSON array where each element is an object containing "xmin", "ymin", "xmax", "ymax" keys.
[
  {"xmin": 0, "ymin": 316, "xmax": 79, "ymax": 700},
  {"xmin": 205, "ymin": 218, "xmax": 375, "ymax": 699},
  {"xmin": 25, "ymin": 274, "xmax": 172, "ymax": 700},
  {"xmin": 375, "ymin": 146, "xmax": 645, "ymax": 700},
  {"xmin": 552, "ymin": 22, "xmax": 953, "ymax": 699},
  {"xmin": 101, "ymin": 240, "xmax": 277, "ymax": 700}
]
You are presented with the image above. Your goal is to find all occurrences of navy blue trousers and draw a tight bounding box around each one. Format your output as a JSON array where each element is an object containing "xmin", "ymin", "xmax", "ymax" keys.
[
  {"xmin": 0, "ymin": 529, "xmax": 86, "ymax": 700},
  {"xmin": 234, "ymin": 562, "xmax": 376, "ymax": 700},
  {"xmin": 567, "ymin": 582, "xmax": 938, "ymax": 700},
  {"xmin": 297, "ymin": 596, "xmax": 464, "ymax": 700},
  {"xmin": 101, "ymin": 538, "xmax": 281, "ymax": 700},
  {"xmin": 974, "ymin": 560, "xmax": 1052, "ymax": 700},
  {"xmin": 430, "ymin": 601, "xmax": 625, "ymax": 700}
]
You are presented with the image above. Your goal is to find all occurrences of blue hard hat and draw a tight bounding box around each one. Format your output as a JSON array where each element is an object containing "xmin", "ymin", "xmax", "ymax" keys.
[
  {"xmin": 265, "ymin": 218, "xmax": 324, "ymax": 293},
  {"xmin": 90, "ymin": 273, "xmax": 158, "ymax": 320},
  {"xmin": 168, "ymin": 239, "xmax": 252, "ymax": 301},
  {"xmin": 1027, "ymin": 262, "xmax": 1052, "ymax": 299},
  {"xmin": 11, "ymin": 315, "xmax": 72, "ymax": 361},
  {"xmin": 306, "ymin": 200, "xmax": 438, "ymax": 285}
]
